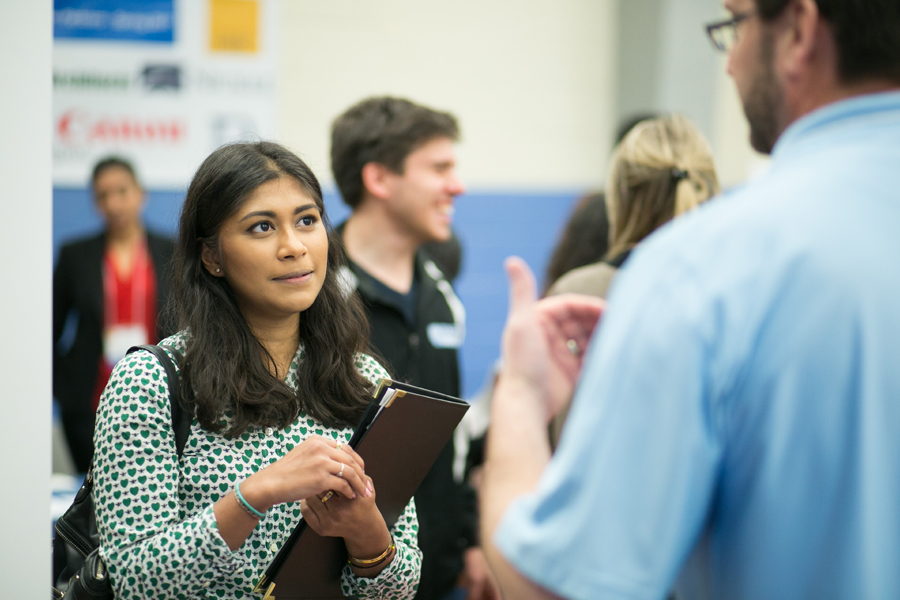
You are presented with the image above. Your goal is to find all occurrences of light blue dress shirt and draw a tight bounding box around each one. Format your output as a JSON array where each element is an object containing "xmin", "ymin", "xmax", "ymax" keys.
[{"xmin": 496, "ymin": 92, "xmax": 900, "ymax": 600}]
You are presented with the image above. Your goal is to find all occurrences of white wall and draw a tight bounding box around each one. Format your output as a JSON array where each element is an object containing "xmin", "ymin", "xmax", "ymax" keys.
[
  {"xmin": 277, "ymin": 0, "xmax": 618, "ymax": 191},
  {"xmin": 0, "ymin": 3, "xmax": 52, "ymax": 594},
  {"xmin": 279, "ymin": 0, "xmax": 763, "ymax": 193}
]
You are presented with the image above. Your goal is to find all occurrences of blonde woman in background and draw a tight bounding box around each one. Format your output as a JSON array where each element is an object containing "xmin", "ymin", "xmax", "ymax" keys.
[
  {"xmin": 549, "ymin": 113, "xmax": 719, "ymax": 299},
  {"xmin": 547, "ymin": 114, "xmax": 719, "ymax": 446}
]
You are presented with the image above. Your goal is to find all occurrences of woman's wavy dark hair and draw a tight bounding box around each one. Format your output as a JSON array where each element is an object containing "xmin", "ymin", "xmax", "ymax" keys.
[{"xmin": 170, "ymin": 141, "xmax": 374, "ymax": 436}]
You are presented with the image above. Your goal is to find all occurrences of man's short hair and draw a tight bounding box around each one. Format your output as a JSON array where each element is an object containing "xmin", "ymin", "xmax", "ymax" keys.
[
  {"xmin": 755, "ymin": 0, "xmax": 900, "ymax": 84},
  {"xmin": 330, "ymin": 96, "xmax": 460, "ymax": 209}
]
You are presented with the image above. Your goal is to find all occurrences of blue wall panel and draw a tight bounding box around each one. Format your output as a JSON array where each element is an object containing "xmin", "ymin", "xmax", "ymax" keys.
[
  {"xmin": 450, "ymin": 192, "xmax": 581, "ymax": 397},
  {"xmin": 52, "ymin": 186, "xmax": 184, "ymax": 261},
  {"xmin": 54, "ymin": 187, "xmax": 582, "ymax": 398}
]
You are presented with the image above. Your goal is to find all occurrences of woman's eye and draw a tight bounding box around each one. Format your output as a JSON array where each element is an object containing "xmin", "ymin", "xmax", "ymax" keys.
[
  {"xmin": 298, "ymin": 215, "xmax": 318, "ymax": 227},
  {"xmin": 250, "ymin": 222, "xmax": 273, "ymax": 233}
]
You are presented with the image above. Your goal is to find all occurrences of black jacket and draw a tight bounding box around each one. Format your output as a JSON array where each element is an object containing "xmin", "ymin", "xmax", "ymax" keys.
[
  {"xmin": 53, "ymin": 230, "xmax": 175, "ymax": 472},
  {"xmin": 338, "ymin": 234, "xmax": 476, "ymax": 600}
]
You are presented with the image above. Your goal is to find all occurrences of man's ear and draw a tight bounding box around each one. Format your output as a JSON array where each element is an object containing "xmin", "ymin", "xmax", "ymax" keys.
[
  {"xmin": 361, "ymin": 162, "xmax": 396, "ymax": 202},
  {"xmin": 777, "ymin": 0, "xmax": 822, "ymax": 82},
  {"xmin": 200, "ymin": 242, "xmax": 224, "ymax": 277}
]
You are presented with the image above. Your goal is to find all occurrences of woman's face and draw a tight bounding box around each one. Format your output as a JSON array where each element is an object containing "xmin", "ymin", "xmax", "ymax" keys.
[
  {"xmin": 202, "ymin": 176, "xmax": 329, "ymax": 328},
  {"xmin": 93, "ymin": 166, "xmax": 145, "ymax": 235}
]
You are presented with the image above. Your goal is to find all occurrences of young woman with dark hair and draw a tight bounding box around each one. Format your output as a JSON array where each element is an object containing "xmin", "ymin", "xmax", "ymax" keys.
[{"xmin": 91, "ymin": 141, "xmax": 421, "ymax": 599}]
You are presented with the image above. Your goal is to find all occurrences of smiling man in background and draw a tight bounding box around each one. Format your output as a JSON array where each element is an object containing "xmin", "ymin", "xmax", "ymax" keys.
[
  {"xmin": 481, "ymin": 1, "xmax": 900, "ymax": 599},
  {"xmin": 332, "ymin": 96, "xmax": 496, "ymax": 600}
]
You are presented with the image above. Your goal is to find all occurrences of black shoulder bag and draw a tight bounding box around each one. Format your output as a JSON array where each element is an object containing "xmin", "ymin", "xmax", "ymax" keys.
[{"xmin": 52, "ymin": 345, "xmax": 191, "ymax": 599}]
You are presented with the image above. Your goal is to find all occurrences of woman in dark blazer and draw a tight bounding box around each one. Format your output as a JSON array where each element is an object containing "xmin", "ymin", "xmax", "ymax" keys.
[{"xmin": 53, "ymin": 157, "xmax": 174, "ymax": 473}]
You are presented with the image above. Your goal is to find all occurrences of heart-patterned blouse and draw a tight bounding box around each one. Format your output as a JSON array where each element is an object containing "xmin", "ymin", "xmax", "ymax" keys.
[{"xmin": 92, "ymin": 331, "xmax": 422, "ymax": 599}]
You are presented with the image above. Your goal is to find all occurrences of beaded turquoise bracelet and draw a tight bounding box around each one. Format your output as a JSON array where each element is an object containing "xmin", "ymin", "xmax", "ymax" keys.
[{"xmin": 234, "ymin": 481, "xmax": 267, "ymax": 519}]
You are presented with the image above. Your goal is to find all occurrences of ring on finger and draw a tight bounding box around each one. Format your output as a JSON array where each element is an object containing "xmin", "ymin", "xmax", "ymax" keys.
[{"xmin": 338, "ymin": 462, "xmax": 345, "ymax": 478}]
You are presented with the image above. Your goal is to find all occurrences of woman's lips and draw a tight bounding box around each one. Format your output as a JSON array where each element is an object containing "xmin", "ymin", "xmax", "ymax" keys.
[{"xmin": 274, "ymin": 271, "xmax": 313, "ymax": 282}]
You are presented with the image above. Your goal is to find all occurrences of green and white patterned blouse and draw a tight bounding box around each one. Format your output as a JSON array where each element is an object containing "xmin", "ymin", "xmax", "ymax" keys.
[{"xmin": 93, "ymin": 332, "xmax": 421, "ymax": 599}]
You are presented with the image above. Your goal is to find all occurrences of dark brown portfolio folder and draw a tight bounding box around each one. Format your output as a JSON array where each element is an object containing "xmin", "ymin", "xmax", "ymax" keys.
[{"xmin": 253, "ymin": 379, "xmax": 470, "ymax": 599}]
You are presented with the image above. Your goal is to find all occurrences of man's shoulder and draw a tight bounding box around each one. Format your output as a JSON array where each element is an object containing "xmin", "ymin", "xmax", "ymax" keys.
[
  {"xmin": 607, "ymin": 173, "xmax": 811, "ymax": 323},
  {"xmin": 635, "ymin": 154, "xmax": 842, "ymax": 270},
  {"xmin": 608, "ymin": 144, "xmax": 895, "ymax": 342}
]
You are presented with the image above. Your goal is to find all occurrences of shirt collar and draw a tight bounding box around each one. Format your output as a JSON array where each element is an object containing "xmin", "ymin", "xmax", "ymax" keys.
[{"xmin": 772, "ymin": 89, "xmax": 900, "ymax": 160}]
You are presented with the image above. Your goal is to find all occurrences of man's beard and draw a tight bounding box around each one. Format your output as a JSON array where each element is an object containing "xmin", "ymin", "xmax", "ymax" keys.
[{"xmin": 742, "ymin": 31, "xmax": 785, "ymax": 155}]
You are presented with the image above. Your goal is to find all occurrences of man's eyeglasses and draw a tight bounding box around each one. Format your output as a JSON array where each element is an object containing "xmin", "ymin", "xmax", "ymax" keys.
[{"xmin": 705, "ymin": 11, "xmax": 755, "ymax": 53}]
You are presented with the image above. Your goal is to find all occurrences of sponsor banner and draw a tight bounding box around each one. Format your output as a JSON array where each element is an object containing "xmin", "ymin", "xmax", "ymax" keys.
[
  {"xmin": 53, "ymin": 0, "xmax": 276, "ymax": 188},
  {"xmin": 54, "ymin": 0, "xmax": 175, "ymax": 43}
]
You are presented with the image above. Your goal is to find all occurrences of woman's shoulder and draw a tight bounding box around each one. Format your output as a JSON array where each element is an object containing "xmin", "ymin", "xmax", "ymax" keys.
[
  {"xmin": 354, "ymin": 353, "xmax": 390, "ymax": 385},
  {"xmin": 158, "ymin": 331, "xmax": 190, "ymax": 356},
  {"xmin": 103, "ymin": 337, "xmax": 186, "ymax": 415},
  {"xmin": 115, "ymin": 331, "xmax": 189, "ymax": 378},
  {"xmin": 547, "ymin": 261, "xmax": 618, "ymax": 299}
]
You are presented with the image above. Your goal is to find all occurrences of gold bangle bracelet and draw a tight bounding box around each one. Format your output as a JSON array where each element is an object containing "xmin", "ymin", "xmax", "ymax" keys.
[{"xmin": 348, "ymin": 538, "xmax": 395, "ymax": 567}]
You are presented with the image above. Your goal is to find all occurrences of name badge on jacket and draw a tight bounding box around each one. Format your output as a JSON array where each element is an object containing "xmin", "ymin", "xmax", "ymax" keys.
[{"xmin": 427, "ymin": 323, "xmax": 464, "ymax": 349}]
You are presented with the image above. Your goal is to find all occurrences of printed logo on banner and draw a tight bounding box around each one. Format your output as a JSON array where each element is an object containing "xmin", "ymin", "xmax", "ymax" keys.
[
  {"xmin": 53, "ymin": 66, "xmax": 184, "ymax": 92},
  {"xmin": 54, "ymin": 70, "xmax": 131, "ymax": 91},
  {"xmin": 210, "ymin": 0, "xmax": 259, "ymax": 53},
  {"xmin": 54, "ymin": 0, "xmax": 175, "ymax": 43},
  {"xmin": 57, "ymin": 109, "xmax": 185, "ymax": 146},
  {"xmin": 141, "ymin": 65, "xmax": 182, "ymax": 91}
]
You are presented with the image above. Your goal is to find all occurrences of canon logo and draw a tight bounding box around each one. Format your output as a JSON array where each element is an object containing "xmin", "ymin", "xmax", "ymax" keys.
[{"xmin": 56, "ymin": 109, "xmax": 185, "ymax": 145}]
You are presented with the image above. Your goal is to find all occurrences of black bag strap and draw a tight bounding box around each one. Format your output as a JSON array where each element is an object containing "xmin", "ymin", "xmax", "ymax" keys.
[{"xmin": 127, "ymin": 344, "xmax": 191, "ymax": 457}]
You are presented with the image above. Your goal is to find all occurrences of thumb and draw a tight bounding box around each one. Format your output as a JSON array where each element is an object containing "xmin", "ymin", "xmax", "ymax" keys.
[{"xmin": 504, "ymin": 256, "xmax": 537, "ymax": 316}]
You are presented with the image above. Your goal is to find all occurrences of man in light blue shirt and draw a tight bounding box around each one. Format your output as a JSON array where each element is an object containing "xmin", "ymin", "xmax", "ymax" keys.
[{"xmin": 480, "ymin": 1, "xmax": 900, "ymax": 599}]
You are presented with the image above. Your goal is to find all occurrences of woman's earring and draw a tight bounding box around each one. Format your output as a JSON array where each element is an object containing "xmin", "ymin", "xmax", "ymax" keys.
[{"xmin": 216, "ymin": 268, "xmax": 221, "ymax": 273}]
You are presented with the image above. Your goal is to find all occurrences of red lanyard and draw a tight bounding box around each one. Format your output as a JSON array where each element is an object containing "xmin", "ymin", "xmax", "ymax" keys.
[{"xmin": 102, "ymin": 240, "xmax": 149, "ymax": 327}]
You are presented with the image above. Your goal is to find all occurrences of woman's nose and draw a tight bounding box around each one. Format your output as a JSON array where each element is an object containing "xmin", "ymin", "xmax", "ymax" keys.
[{"xmin": 278, "ymin": 228, "xmax": 307, "ymax": 258}]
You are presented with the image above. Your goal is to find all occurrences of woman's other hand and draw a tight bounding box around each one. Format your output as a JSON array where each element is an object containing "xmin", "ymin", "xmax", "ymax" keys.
[
  {"xmin": 301, "ymin": 473, "xmax": 394, "ymax": 578},
  {"xmin": 300, "ymin": 474, "xmax": 385, "ymax": 542}
]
